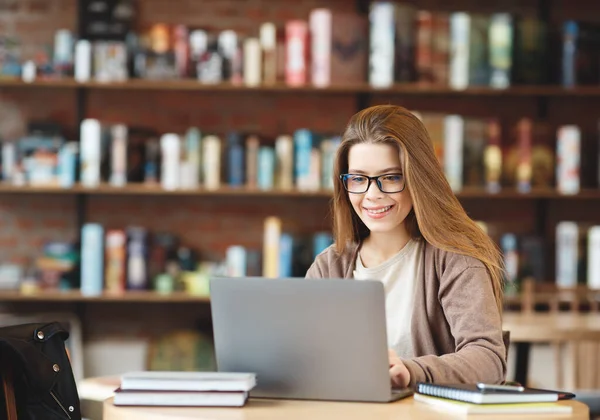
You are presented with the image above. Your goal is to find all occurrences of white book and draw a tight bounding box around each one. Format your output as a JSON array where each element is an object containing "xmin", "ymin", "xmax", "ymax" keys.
[
  {"xmin": 588, "ymin": 226, "xmax": 600, "ymax": 289},
  {"xmin": 114, "ymin": 389, "xmax": 248, "ymax": 407},
  {"xmin": 160, "ymin": 134, "xmax": 181, "ymax": 191},
  {"xmin": 450, "ymin": 12, "xmax": 470, "ymax": 90},
  {"xmin": 226, "ymin": 245, "xmax": 247, "ymax": 277},
  {"xmin": 444, "ymin": 115, "xmax": 464, "ymax": 192},
  {"xmin": 120, "ymin": 371, "xmax": 256, "ymax": 392},
  {"xmin": 556, "ymin": 125, "xmax": 581, "ymax": 195},
  {"xmin": 203, "ymin": 135, "xmax": 221, "ymax": 190},
  {"xmin": 243, "ymin": 37, "xmax": 262, "ymax": 87},
  {"xmin": 74, "ymin": 39, "xmax": 92, "ymax": 82},
  {"xmin": 109, "ymin": 124, "xmax": 127, "ymax": 187},
  {"xmin": 369, "ymin": 2, "xmax": 395, "ymax": 88},
  {"xmin": 80, "ymin": 118, "xmax": 102, "ymax": 188},
  {"xmin": 556, "ymin": 221, "xmax": 579, "ymax": 288}
]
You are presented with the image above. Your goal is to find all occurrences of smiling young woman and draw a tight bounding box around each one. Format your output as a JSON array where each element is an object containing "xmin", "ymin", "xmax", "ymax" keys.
[{"xmin": 306, "ymin": 104, "xmax": 506, "ymax": 389}]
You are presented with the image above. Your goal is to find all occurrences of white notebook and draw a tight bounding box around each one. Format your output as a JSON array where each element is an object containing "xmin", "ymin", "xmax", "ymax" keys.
[
  {"xmin": 120, "ymin": 371, "xmax": 256, "ymax": 392},
  {"xmin": 114, "ymin": 388, "xmax": 248, "ymax": 407}
]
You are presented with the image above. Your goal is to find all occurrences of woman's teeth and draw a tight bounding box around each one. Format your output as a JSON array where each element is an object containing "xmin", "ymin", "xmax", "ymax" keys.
[{"xmin": 367, "ymin": 205, "xmax": 392, "ymax": 214}]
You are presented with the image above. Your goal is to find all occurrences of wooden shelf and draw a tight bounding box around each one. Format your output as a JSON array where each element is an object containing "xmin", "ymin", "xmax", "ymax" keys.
[
  {"xmin": 1, "ymin": 183, "xmax": 599, "ymax": 199},
  {"xmin": 0, "ymin": 290, "xmax": 210, "ymax": 303},
  {"xmin": 0, "ymin": 183, "xmax": 334, "ymax": 197},
  {"xmin": 3, "ymin": 77, "xmax": 600, "ymax": 96}
]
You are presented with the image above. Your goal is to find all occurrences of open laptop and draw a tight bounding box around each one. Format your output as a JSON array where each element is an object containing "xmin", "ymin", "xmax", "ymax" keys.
[{"xmin": 209, "ymin": 277, "xmax": 413, "ymax": 403}]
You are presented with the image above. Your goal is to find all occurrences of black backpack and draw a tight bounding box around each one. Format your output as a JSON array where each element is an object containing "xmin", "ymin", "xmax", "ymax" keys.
[{"xmin": 0, "ymin": 322, "xmax": 81, "ymax": 420}]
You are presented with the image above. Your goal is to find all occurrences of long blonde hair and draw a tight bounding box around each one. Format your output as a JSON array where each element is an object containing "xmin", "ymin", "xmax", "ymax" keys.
[{"xmin": 333, "ymin": 105, "xmax": 504, "ymax": 313}]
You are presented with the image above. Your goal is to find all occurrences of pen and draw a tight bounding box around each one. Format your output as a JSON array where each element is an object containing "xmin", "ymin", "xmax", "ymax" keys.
[{"xmin": 476, "ymin": 383, "xmax": 525, "ymax": 392}]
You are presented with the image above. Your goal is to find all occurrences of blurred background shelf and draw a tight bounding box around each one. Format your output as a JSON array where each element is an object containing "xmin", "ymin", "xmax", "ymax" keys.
[
  {"xmin": 0, "ymin": 290, "xmax": 210, "ymax": 303},
  {"xmin": 2, "ymin": 184, "xmax": 600, "ymax": 199},
  {"xmin": 5, "ymin": 78, "xmax": 600, "ymax": 96}
]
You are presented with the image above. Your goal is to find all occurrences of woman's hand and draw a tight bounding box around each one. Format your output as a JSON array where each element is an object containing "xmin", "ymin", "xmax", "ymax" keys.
[{"xmin": 388, "ymin": 349, "xmax": 411, "ymax": 388}]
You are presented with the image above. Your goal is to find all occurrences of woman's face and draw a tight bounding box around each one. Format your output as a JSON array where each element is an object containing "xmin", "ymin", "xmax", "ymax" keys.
[{"xmin": 345, "ymin": 143, "xmax": 413, "ymax": 237}]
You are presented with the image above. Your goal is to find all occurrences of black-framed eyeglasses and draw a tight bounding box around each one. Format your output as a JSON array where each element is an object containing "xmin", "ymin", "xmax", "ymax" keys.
[{"xmin": 339, "ymin": 173, "xmax": 406, "ymax": 194}]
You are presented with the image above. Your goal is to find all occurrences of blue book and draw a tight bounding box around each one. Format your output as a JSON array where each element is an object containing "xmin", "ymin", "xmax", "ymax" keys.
[
  {"xmin": 227, "ymin": 132, "xmax": 244, "ymax": 186},
  {"xmin": 294, "ymin": 129, "xmax": 313, "ymax": 190},
  {"xmin": 81, "ymin": 223, "xmax": 104, "ymax": 296},
  {"xmin": 279, "ymin": 233, "xmax": 294, "ymax": 278},
  {"xmin": 562, "ymin": 20, "xmax": 577, "ymax": 87},
  {"xmin": 257, "ymin": 146, "xmax": 275, "ymax": 190}
]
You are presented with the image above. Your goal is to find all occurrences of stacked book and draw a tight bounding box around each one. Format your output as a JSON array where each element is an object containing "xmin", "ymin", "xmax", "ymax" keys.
[
  {"xmin": 113, "ymin": 371, "xmax": 256, "ymax": 407},
  {"xmin": 414, "ymin": 382, "xmax": 575, "ymax": 415}
]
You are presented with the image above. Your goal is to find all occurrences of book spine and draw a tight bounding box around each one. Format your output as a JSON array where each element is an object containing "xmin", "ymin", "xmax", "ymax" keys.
[
  {"xmin": 275, "ymin": 135, "xmax": 294, "ymax": 190},
  {"xmin": 369, "ymin": 2, "xmax": 395, "ymax": 87},
  {"xmin": 263, "ymin": 216, "xmax": 282, "ymax": 278},
  {"xmin": 310, "ymin": 8, "xmax": 332, "ymax": 87},
  {"xmin": 588, "ymin": 226, "xmax": 600, "ymax": 289},
  {"xmin": 278, "ymin": 233, "xmax": 294, "ymax": 277},
  {"xmin": 449, "ymin": 12, "xmax": 470, "ymax": 90},
  {"xmin": 285, "ymin": 20, "xmax": 308, "ymax": 86},
  {"xmin": 245, "ymin": 135, "xmax": 259, "ymax": 188},
  {"xmin": 562, "ymin": 21, "xmax": 577, "ymax": 87},
  {"xmin": 185, "ymin": 127, "xmax": 202, "ymax": 188},
  {"xmin": 444, "ymin": 115, "xmax": 464, "ymax": 191},
  {"xmin": 226, "ymin": 245, "xmax": 247, "ymax": 277},
  {"xmin": 501, "ymin": 233, "xmax": 519, "ymax": 296},
  {"xmin": 484, "ymin": 119, "xmax": 502, "ymax": 193},
  {"xmin": 81, "ymin": 223, "xmax": 104, "ymax": 296},
  {"xmin": 415, "ymin": 10, "xmax": 434, "ymax": 83},
  {"xmin": 105, "ymin": 229, "xmax": 126, "ymax": 293},
  {"xmin": 80, "ymin": 118, "xmax": 102, "ymax": 188},
  {"xmin": 203, "ymin": 135, "xmax": 221, "ymax": 190},
  {"xmin": 260, "ymin": 23, "xmax": 277, "ymax": 85},
  {"xmin": 74, "ymin": 39, "xmax": 92, "ymax": 82},
  {"xmin": 126, "ymin": 228, "xmax": 149, "ymax": 290},
  {"xmin": 556, "ymin": 221, "xmax": 579, "ymax": 288},
  {"xmin": 294, "ymin": 129, "xmax": 313, "ymax": 190},
  {"xmin": 431, "ymin": 13, "xmax": 450, "ymax": 85},
  {"xmin": 257, "ymin": 146, "xmax": 275, "ymax": 190},
  {"xmin": 160, "ymin": 133, "xmax": 181, "ymax": 191},
  {"xmin": 516, "ymin": 118, "xmax": 532, "ymax": 194},
  {"xmin": 227, "ymin": 132, "xmax": 245, "ymax": 187},
  {"xmin": 488, "ymin": 13, "xmax": 513, "ymax": 89},
  {"xmin": 556, "ymin": 125, "xmax": 580, "ymax": 195},
  {"xmin": 110, "ymin": 124, "xmax": 128, "ymax": 187},
  {"xmin": 243, "ymin": 38, "xmax": 262, "ymax": 87},
  {"xmin": 58, "ymin": 142, "xmax": 77, "ymax": 188}
]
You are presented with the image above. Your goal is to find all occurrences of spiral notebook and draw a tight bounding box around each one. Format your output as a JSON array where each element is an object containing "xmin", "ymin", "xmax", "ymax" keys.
[{"xmin": 415, "ymin": 383, "xmax": 572, "ymax": 404}]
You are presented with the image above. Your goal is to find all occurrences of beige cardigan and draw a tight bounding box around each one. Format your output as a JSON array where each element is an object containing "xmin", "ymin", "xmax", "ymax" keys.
[{"xmin": 305, "ymin": 240, "xmax": 506, "ymax": 386}]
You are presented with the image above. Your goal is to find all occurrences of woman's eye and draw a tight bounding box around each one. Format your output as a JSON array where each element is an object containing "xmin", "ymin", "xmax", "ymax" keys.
[
  {"xmin": 383, "ymin": 175, "xmax": 402, "ymax": 182},
  {"xmin": 350, "ymin": 176, "xmax": 366, "ymax": 183}
]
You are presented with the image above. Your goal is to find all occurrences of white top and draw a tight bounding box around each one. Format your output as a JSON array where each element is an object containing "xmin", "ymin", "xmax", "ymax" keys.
[{"xmin": 353, "ymin": 239, "xmax": 424, "ymax": 358}]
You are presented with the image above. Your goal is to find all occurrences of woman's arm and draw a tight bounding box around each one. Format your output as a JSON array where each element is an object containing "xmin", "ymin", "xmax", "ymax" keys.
[{"xmin": 402, "ymin": 266, "xmax": 507, "ymax": 386}]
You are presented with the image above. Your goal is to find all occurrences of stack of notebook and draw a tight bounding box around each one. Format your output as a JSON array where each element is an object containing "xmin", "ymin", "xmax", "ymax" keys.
[
  {"xmin": 113, "ymin": 371, "xmax": 256, "ymax": 407},
  {"xmin": 414, "ymin": 382, "xmax": 575, "ymax": 415}
]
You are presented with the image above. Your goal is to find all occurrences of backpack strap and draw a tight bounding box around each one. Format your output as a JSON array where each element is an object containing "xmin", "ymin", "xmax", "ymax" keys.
[{"xmin": 1, "ymin": 362, "xmax": 18, "ymax": 420}]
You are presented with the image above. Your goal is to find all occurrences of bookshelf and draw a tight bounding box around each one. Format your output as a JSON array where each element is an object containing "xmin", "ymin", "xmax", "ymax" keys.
[{"xmin": 2, "ymin": 2, "xmax": 600, "ymax": 383}]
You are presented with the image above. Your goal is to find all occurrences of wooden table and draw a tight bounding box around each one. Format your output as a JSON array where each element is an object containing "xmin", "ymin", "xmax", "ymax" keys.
[
  {"xmin": 102, "ymin": 396, "xmax": 589, "ymax": 420},
  {"xmin": 502, "ymin": 312, "xmax": 600, "ymax": 386}
]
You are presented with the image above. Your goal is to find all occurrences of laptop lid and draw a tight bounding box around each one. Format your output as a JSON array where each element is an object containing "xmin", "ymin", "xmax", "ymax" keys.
[{"xmin": 209, "ymin": 277, "xmax": 395, "ymax": 402}]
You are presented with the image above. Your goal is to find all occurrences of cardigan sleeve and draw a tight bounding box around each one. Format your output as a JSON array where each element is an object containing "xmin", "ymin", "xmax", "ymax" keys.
[{"xmin": 402, "ymin": 265, "xmax": 507, "ymax": 386}]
